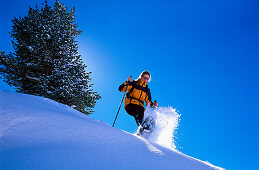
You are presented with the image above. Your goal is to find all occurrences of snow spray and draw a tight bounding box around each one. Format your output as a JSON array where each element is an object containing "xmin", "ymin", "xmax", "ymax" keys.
[{"xmin": 143, "ymin": 106, "xmax": 180, "ymax": 149}]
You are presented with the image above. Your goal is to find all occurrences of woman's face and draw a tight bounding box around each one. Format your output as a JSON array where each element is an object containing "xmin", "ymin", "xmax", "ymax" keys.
[{"xmin": 141, "ymin": 74, "xmax": 150, "ymax": 83}]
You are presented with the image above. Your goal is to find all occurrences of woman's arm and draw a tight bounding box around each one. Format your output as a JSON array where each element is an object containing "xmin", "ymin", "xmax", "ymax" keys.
[
  {"xmin": 118, "ymin": 76, "xmax": 133, "ymax": 92},
  {"xmin": 145, "ymin": 89, "xmax": 158, "ymax": 107}
]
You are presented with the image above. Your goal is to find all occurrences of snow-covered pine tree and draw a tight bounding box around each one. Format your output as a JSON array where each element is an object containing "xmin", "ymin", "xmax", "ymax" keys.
[{"xmin": 0, "ymin": 0, "xmax": 100, "ymax": 115}]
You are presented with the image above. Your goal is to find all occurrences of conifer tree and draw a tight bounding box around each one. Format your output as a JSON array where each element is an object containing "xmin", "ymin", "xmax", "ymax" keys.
[{"xmin": 0, "ymin": 0, "xmax": 100, "ymax": 115}]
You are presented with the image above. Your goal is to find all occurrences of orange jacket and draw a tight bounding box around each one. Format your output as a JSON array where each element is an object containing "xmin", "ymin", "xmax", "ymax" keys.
[{"xmin": 119, "ymin": 79, "xmax": 153, "ymax": 108}]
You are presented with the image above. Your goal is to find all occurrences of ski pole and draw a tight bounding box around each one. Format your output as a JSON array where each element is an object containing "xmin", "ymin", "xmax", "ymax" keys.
[{"xmin": 112, "ymin": 82, "xmax": 130, "ymax": 127}]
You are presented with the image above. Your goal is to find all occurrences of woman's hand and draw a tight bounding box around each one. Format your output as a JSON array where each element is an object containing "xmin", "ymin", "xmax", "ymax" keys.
[
  {"xmin": 126, "ymin": 75, "xmax": 132, "ymax": 83},
  {"xmin": 152, "ymin": 100, "xmax": 158, "ymax": 108}
]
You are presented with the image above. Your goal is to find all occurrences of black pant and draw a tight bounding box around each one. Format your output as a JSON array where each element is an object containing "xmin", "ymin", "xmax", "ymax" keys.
[{"xmin": 125, "ymin": 104, "xmax": 144, "ymax": 126}]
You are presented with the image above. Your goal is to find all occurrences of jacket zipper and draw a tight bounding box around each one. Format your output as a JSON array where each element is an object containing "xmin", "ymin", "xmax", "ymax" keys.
[
  {"xmin": 139, "ymin": 90, "xmax": 143, "ymax": 101},
  {"xmin": 138, "ymin": 82, "xmax": 144, "ymax": 104}
]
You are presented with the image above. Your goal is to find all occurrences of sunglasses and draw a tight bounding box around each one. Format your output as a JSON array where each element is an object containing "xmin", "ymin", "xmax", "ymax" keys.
[{"xmin": 143, "ymin": 76, "xmax": 150, "ymax": 80}]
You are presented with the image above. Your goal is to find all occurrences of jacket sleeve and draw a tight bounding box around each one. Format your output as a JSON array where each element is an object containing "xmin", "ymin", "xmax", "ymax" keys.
[
  {"xmin": 118, "ymin": 81, "xmax": 133, "ymax": 92},
  {"xmin": 145, "ymin": 88, "xmax": 153, "ymax": 106}
]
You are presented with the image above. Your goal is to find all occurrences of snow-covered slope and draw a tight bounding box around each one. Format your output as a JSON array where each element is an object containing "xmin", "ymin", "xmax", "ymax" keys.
[{"xmin": 0, "ymin": 92, "xmax": 223, "ymax": 170}]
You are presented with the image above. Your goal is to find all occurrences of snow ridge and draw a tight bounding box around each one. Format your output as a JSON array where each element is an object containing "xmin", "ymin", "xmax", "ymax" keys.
[{"xmin": 0, "ymin": 92, "xmax": 224, "ymax": 170}]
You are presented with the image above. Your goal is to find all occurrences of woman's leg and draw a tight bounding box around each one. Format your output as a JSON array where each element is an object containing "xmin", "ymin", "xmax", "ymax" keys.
[
  {"xmin": 125, "ymin": 104, "xmax": 145, "ymax": 126},
  {"xmin": 135, "ymin": 106, "xmax": 144, "ymax": 126}
]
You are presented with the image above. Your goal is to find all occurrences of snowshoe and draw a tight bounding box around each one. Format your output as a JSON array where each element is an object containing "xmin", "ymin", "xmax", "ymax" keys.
[{"xmin": 137, "ymin": 116, "xmax": 156, "ymax": 138}]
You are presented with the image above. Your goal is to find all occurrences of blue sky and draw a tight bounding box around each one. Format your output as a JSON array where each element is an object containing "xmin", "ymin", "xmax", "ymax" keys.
[{"xmin": 0, "ymin": 0, "xmax": 258, "ymax": 169}]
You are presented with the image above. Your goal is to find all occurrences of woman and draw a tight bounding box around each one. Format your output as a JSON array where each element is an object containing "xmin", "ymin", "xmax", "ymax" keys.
[{"xmin": 118, "ymin": 71, "xmax": 158, "ymax": 126}]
